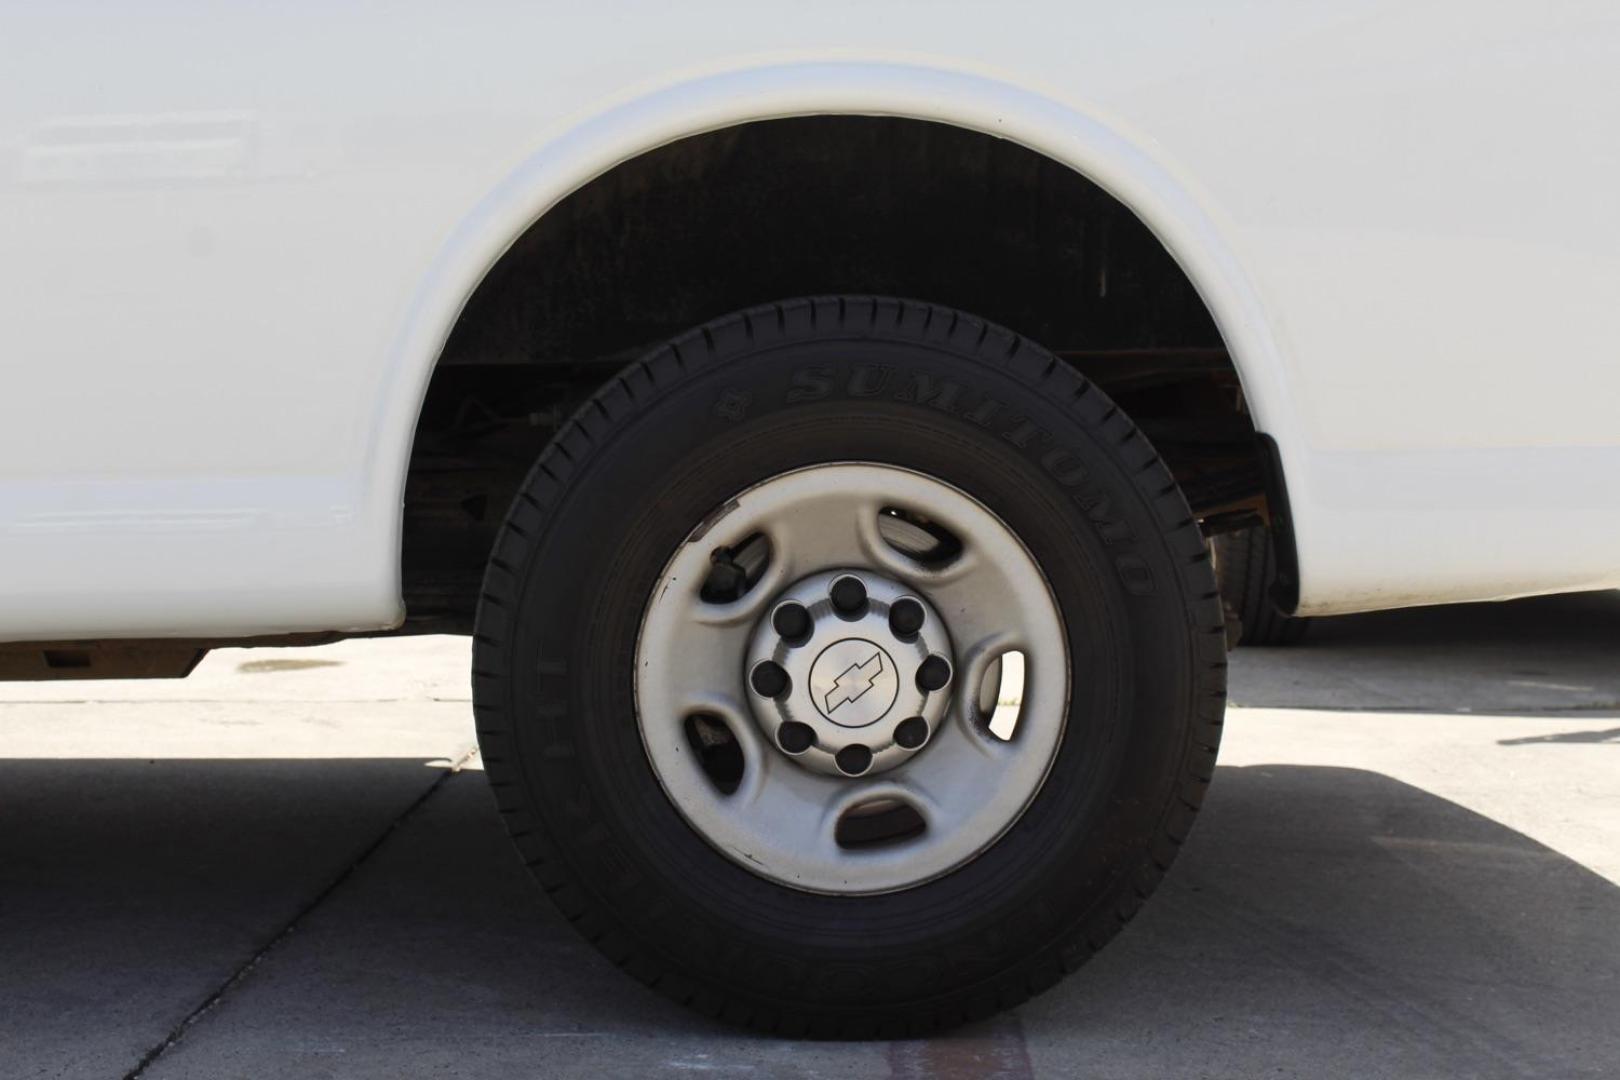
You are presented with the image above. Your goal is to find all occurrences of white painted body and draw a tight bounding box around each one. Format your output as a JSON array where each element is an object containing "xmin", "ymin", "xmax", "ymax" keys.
[{"xmin": 2, "ymin": 2, "xmax": 1618, "ymax": 639}]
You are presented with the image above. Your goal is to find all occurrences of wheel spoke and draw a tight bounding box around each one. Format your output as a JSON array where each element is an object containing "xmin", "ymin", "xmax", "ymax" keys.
[
  {"xmin": 643, "ymin": 613, "xmax": 744, "ymax": 699},
  {"xmin": 764, "ymin": 490, "xmax": 881, "ymax": 580},
  {"xmin": 733, "ymin": 762, "xmax": 846, "ymax": 867},
  {"xmin": 889, "ymin": 709, "xmax": 1024, "ymax": 830}
]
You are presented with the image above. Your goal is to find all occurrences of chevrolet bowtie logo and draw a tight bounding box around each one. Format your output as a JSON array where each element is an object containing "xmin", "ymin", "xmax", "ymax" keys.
[{"xmin": 825, "ymin": 651, "xmax": 885, "ymax": 713}]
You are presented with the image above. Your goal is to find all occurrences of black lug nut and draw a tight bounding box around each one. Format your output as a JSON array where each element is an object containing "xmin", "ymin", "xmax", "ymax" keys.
[
  {"xmin": 894, "ymin": 716, "xmax": 930, "ymax": 749},
  {"xmin": 777, "ymin": 721, "xmax": 815, "ymax": 754},
  {"xmin": 830, "ymin": 575, "xmax": 868, "ymax": 616},
  {"xmin": 750, "ymin": 660, "xmax": 790, "ymax": 698},
  {"xmin": 888, "ymin": 597, "xmax": 925, "ymax": 639},
  {"xmin": 916, "ymin": 655, "xmax": 952, "ymax": 693},
  {"xmin": 772, "ymin": 601, "xmax": 812, "ymax": 642},
  {"xmin": 835, "ymin": 744, "xmax": 874, "ymax": 776}
]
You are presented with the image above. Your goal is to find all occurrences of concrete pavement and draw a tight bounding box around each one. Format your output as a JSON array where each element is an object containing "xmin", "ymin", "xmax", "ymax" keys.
[{"xmin": 2, "ymin": 597, "xmax": 1617, "ymax": 1079}]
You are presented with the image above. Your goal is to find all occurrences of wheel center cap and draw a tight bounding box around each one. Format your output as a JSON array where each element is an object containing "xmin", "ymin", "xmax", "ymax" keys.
[
  {"xmin": 743, "ymin": 568, "xmax": 955, "ymax": 778},
  {"xmin": 810, "ymin": 638, "xmax": 899, "ymax": 727}
]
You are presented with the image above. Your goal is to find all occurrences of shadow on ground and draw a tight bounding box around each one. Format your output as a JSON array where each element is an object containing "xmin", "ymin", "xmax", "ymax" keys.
[
  {"xmin": 1231, "ymin": 591, "xmax": 1620, "ymax": 714},
  {"xmin": 3, "ymin": 757, "xmax": 1615, "ymax": 1078}
]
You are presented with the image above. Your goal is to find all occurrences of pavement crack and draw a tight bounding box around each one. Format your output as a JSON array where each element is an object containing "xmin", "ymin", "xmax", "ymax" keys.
[{"xmin": 118, "ymin": 745, "xmax": 479, "ymax": 1080}]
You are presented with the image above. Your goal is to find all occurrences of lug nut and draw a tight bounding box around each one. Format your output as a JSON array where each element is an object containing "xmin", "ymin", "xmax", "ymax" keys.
[
  {"xmin": 830, "ymin": 575, "xmax": 868, "ymax": 616},
  {"xmin": 916, "ymin": 654, "xmax": 952, "ymax": 692},
  {"xmin": 888, "ymin": 597, "xmax": 925, "ymax": 639},
  {"xmin": 894, "ymin": 716, "xmax": 930, "ymax": 749},
  {"xmin": 772, "ymin": 601, "xmax": 812, "ymax": 642},
  {"xmin": 834, "ymin": 744, "xmax": 874, "ymax": 776},
  {"xmin": 777, "ymin": 721, "xmax": 815, "ymax": 754},
  {"xmin": 750, "ymin": 659, "xmax": 790, "ymax": 698}
]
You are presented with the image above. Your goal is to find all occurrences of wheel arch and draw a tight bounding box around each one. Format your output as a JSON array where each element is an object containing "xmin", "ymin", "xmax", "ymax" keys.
[{"xmin": 368, "ymin": 60, "xmax": 1304, "ymax": 616}]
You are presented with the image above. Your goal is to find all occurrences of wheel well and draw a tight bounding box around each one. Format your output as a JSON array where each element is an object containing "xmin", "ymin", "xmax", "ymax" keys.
[{"xmin": 402, "ymin": 116, "xmax": 1266, "ymax": 630}]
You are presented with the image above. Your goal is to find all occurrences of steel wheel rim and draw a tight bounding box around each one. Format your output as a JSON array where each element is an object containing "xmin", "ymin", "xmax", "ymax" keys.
[{"xmin": 634, "ymin": 462, "xmax": 1070, "ymax": 894}]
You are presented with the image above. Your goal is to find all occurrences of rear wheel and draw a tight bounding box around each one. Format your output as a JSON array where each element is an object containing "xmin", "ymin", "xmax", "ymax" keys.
[
  {"xmin": 472, "ymin": 297, "xmax": 1226, "ymax": 1035},
  {"xmin": 1213, "ymin": 525, "xmax": 1311, "ymax": 646}
]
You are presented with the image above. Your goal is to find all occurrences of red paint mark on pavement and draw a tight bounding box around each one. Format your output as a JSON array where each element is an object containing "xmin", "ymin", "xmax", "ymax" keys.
[{"xmin": 886, "ymin": 1015, "xmax": 1035, "ymax": 1079}]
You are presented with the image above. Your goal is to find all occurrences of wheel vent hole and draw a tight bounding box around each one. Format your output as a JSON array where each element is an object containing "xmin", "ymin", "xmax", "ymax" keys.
[
  {"xmin": 699, "ymin": 532, "xmax": 772, "ymax": 604},
  {"xmin": 877, "ymin": 508, "xmax": 963, "ymax": 566},
  {"xmin": 682, "ymin": 713, "xmax": 744, "ymax": 795},
  {"xmin": 977, "ymin": 650, "xmax": 1026, "ymax": 741},
  {"xmin": 835, "ymin": 798, "xmax": 926, "ymax": 850}
]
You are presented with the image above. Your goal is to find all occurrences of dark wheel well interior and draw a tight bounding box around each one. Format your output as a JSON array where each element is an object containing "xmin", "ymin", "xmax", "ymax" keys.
[{"xmin": 402, "ymin": 116, "xmax": 1268, "ymax": 631}]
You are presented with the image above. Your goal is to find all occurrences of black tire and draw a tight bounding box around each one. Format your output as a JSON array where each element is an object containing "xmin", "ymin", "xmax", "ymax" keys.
[
  {"xmin": 472, "ymin": 297, "xmax": 1227, "ymax": 1036},
  {"xmin": 1213, "ymin": 525, "xmax": 1310, "ymax": 646}
]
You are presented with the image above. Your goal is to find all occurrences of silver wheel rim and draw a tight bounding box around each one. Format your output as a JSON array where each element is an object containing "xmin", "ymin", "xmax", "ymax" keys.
[{"xmin": 634, "ymin": 462, "xmax": 1069, "ymax": 894}]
